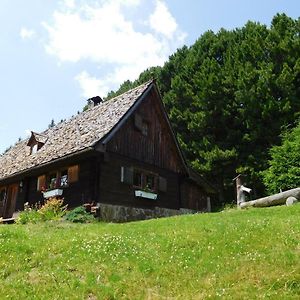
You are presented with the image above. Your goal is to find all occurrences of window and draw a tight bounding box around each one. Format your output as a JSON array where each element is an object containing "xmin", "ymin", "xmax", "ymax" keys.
[
  {"xmin": 134, "ymin": 113, "xmax": 149, "ymax": 136},
  {"xmin": 36, "ymin": 165, "xmax": 79, "ymax": 191},
  {"xmin": 31, "ymin": 144, "xmax": 38, "ymax": 154},
  {"xmin": 37, "ymin": 175, "xmax": 46, "ymax": 191},
  {"xmin": 133, "ymin": 170, "xmax": 142, "ymax": 187},
  {"xmin": 134, "ymin": 113, "xmax": 143, "ymax": 131},
  {"xmin": 121, "ymin": 166, "xmax": 165, "ymax": 193},
  {"xmin": 145, "ymin": 174, "xmax": 155, "ymax": 191},
  {"xmin": 49, "ymin": 173, "xmax": 57, "ymax": 189},
  {"xmin": 27, "ymin": 132, "xmax": 47, "ymax": 155},
  {"xmin": 60, "ymin": 169, "xmax": 68, "ymax": 187}
]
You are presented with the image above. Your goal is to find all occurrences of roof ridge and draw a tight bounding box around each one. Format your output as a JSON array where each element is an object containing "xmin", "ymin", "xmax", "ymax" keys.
[
  {"xmin": 82, "ymin": 79, "xmax": 154, "ymax": 114},
  {"xmin": 104, "ymin": 79, "xmax": 154, "ymax": 102},
  {"xmin": 22, "ymin": 80, "xmax": 153, "ymax": 141}
]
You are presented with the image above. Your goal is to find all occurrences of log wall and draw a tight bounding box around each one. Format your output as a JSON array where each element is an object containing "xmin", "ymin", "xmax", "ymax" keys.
[
  {"xmin": 98, "ymin": 153, "xmax": 181, "ymax": 209},
  {"xmin": 107, "ymin": 89, "xmax": 186, "ymax": 174}
]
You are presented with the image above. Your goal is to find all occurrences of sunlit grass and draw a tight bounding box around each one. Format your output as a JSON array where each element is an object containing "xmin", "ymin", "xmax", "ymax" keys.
[{"xmin": 0, "ymin": 204, "xmax": 299, "ymax": 299}]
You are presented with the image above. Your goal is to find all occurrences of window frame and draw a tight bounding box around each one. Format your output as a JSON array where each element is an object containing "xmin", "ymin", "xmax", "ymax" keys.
[
  {"xmin": 132, "ymin": 168, "xmax": 158, "ymax": 193},
  {"xmin": 30, "ymin": 141, "xmax": 45, "ymax": 155},
  {"xmin": 36, "ymin": 165, "xmax": 79, "ymax": 191},
  {"xmin": 31, "ymin": 144, "xmax": 38, "ymax": 154},
  {"xmin": 60, "ymin": 169, "xmax": 68, "ymax": 187},
  {"xmin": 134, "ymin": 113, "xmax": 149, "ymax": 136},
  {"xmin": 133, "ymin": 169, "xmax": 143, "ymax": 188}
]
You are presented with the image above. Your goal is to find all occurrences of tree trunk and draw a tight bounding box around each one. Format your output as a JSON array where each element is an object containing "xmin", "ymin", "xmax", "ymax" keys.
[{"xmin": 240, "ymin": 188, "xmax": 300, "ymax": 209}]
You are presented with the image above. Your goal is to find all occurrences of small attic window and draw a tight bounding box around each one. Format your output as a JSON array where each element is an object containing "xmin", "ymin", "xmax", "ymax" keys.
[
  {"xmin": 31, "ymin": 144, "xmax": 38, "ymax": 154},
  {"xmin": 134, "ymin": 113, "xmax": 149, "ymax": 136},
  {"xmin": 27, "ymin": 131, "xmax": 47, "ymax": 155}
]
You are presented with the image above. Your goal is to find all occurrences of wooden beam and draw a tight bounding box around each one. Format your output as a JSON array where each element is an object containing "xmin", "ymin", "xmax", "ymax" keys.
[{"xmin": 240, "ymin": 187, "xmax": 300, "ymax": 209}]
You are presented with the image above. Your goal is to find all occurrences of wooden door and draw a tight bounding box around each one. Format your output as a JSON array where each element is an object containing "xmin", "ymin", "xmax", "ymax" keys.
[
  {"xmin": 3, "ymin": 184, "xmax": 18, "ymax": 219},
  {"xmin": 0, "ymin": 186, "xmax": 6, "ymax": 218}
]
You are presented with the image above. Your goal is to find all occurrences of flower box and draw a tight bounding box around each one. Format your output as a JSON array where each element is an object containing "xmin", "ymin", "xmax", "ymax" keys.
[
  {"xmin": 43, "ymin": 189, "xmax": 63, "ymax": 199},
  {"xmin": 135, "ymin": 190, "xmax": 157, "ymax": 200}
]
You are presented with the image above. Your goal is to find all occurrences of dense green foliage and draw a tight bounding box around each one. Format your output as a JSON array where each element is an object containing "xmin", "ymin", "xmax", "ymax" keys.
[
  {"xmin": 16, "ymin": 209, "xmax": 41, "ymax": 224},
  {"xmin": 64, "ymin": 206, "xmax": 95, "ymax": 223},
  {"xmin": 1, "ymin": 205, "xmax": 300, "ymax": 299},
  {"xmin": 107, "ymin": 14, "xmax": 300, "ymax": 202},
  {"xmin": 262, "ymin": 121, "xmax": 300, "ymax": 194},
  {"xmin": 16, "ymin": 198, "xmax": 67, "ymax": 224}
]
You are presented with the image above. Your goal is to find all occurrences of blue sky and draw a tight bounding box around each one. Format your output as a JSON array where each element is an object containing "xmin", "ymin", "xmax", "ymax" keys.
[{"xmin": 0, "ymin": 0, "xmax": 299, "ymax": 153}]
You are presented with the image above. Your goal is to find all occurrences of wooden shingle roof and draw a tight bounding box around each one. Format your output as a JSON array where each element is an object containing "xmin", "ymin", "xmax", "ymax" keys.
[{"xmin": 0, "ymin": 81, "xmax": 153, "ymax": 180}]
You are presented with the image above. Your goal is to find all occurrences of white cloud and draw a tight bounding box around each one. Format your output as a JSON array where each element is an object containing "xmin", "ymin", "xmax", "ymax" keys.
[
  {"xmin": 20, "ymin": 27, "xmax": 36, "ymax": 40},
  {"xmin": 75, "ymin": 71, "xmax": 110, "ymax": 98},
  {"xmin": 63, "ymin": 0, "xmax": 76, "ymax": 9},
  {"xmin": 115, "ymin": 0, "xmax": 141, "ymax": 7},
  {"xmin": 43, "ymin": 0, "xmax": 186, "ymax": 96},
  {"xmin": 149, "ymin": 0, "xmax": 177, "ymax": 39}
]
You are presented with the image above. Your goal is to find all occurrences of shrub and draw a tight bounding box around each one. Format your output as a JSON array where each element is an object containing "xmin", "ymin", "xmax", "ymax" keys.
[
  {"xmin": 16, "ymin": 210, "xmax": 41, "ymax": 224},
  {"xmin": 64, "ymin": 206, "xmax": 95, "ymax": 223},
  {"xmin": 38, "ymin": 197, "xmax": 68, "ymax": 221},
  {"xmin": 221, "ymin": 203, "xmax": 237, "ymax": 212},
  {"xmin": 16, "ymin": 198, "xmax": 67, "ymax": 224},
  {"xmin": 262, "ymin": 122, "xmax": 300, "ymax": 194}
]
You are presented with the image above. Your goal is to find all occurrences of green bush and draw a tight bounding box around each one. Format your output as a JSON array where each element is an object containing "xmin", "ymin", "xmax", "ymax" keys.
[
  {"xmin": 16, "ymin": 198, "xmax": 67, "ymax": 224},
  {"xmin": 38, "ymin": 197, "xmax": 68, "ymax": 221},
  {"xmin": 262, "ymin": 122, "xmax": 300, "ymax": 194},
  {"xmin": 64, "ymin": 206, "xmax": 95, "ymax": 223},
  {"xmin": 16, "ymin": 210, "xmax": 41, "ymax": 224}
]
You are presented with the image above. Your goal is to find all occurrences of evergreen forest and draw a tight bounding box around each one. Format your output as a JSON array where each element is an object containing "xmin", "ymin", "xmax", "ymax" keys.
[{"xmin": 106, "ymin": 13, "xmax": 300, "ymax": 204}]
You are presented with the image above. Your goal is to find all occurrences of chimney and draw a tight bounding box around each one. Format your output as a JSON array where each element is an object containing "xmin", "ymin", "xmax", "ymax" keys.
[{"xmin": 87, "ymin": 96, "xmax": 102, "ymax": 108}]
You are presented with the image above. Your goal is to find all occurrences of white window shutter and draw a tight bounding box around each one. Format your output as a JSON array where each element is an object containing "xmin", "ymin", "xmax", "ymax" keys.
[{"xmin": 121, "ymin": 166, "xmax": 133, "ymax": 184}]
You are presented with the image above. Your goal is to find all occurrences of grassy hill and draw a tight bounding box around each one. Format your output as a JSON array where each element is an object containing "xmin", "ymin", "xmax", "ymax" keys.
[{"xmin": 0, "ymin": 205, "xmax": 299, "ymax": 299}]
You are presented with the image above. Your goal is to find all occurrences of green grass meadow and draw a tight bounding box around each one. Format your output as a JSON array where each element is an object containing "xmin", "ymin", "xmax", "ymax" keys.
[{"xmin": 0, "ymin": 204, "xmax": 299, "ymax": 299}]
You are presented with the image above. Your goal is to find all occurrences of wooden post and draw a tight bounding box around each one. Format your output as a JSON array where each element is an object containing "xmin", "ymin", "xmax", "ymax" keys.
[
  {"xmin": 233, "ymin": 174, "xmax": 244, "ymax": 207},
  {"xmin": 233, "ymin": 174, "xmax": 252, "ymax": 207}
]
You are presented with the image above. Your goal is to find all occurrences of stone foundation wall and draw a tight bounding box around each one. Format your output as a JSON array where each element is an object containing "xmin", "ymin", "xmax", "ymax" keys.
[{"xmin": 98, "ymin": 203, "xmax": 199, "ymax": 222}]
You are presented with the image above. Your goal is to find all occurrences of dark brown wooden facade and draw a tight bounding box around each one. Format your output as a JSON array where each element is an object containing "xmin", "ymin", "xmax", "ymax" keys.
[{"xmin": 0, "ymin": 81, "xmax": 215, "ymax": 219}]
